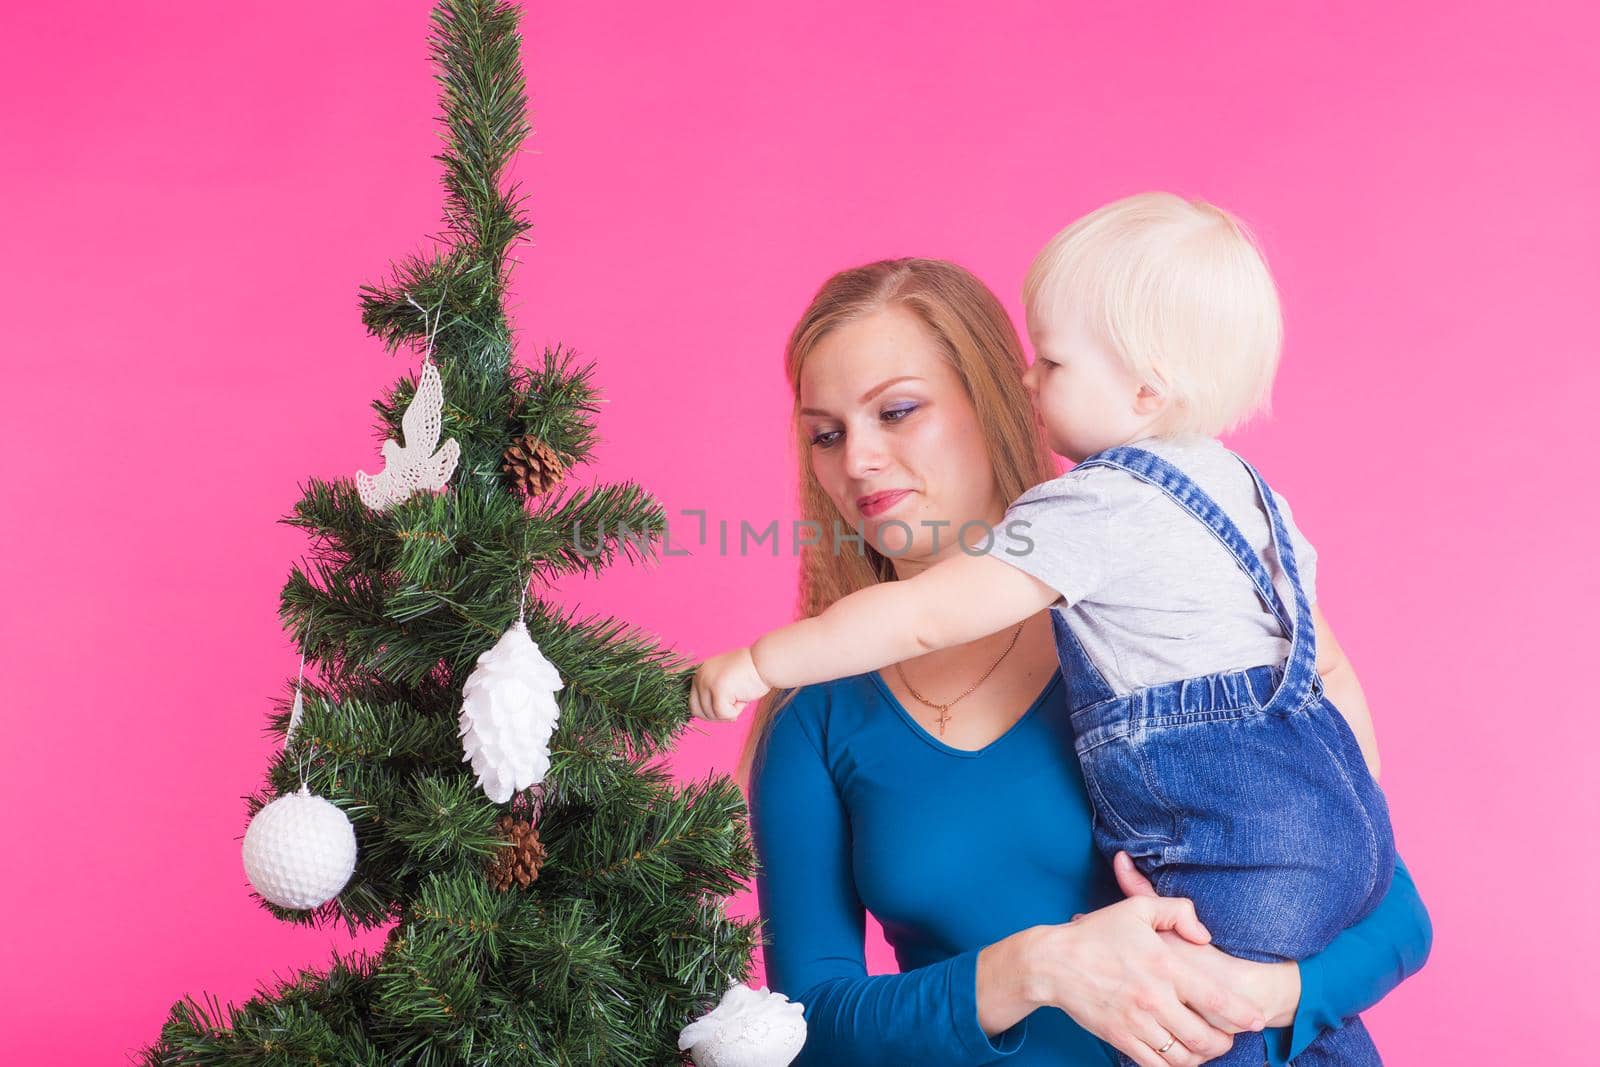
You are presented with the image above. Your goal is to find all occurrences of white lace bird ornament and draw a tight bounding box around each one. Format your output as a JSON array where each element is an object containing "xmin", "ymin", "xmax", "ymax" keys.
[{"xmin": 356, "ymin": 359, "xmax": 461, "ymax": 510}]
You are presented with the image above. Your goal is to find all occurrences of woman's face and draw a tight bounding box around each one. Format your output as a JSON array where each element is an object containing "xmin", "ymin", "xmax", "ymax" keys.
[{"xmin": 798, "ymin": 305, "xmax": 1006, "ymax": 574}]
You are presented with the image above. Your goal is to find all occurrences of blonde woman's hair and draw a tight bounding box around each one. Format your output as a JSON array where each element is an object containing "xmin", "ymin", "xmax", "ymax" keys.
[
  {"xmin": 1024, "ymin": 191, "xmax": 1284, "ymax": 438},
  {"xmin": 736, "ymin": 258, "xmax": 1058, "ymax": 789}
]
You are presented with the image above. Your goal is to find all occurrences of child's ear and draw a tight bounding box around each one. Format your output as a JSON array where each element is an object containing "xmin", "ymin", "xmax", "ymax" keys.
[
  {"xmin": 1132, "ymin": 381, "xmax": 1168, "ymax": 418},
  {"xmin": 1131, "ymin": 359, "xmax": 1175, "ymax": 419}
]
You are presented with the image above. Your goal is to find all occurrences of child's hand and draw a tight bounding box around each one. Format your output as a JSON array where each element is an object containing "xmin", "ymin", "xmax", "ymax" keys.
[{"xmin": 690, "ymin": 647, "xmax": 771, "ymax": 723}]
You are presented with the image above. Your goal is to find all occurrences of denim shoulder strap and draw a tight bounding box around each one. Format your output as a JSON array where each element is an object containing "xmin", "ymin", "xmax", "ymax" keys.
[
  {"xmin": 1050, "ymin": 607, "xmax": 1118, "ymax": 712},
  {"xmin": 1075, "ymin": 445, "xmax": 1319, "ymax": 714}
]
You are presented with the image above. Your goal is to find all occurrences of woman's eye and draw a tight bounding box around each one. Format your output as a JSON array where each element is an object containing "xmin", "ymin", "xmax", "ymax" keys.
[{"xmin": 810, "ymin": 406, "xmax": 916, "ymax": 448}]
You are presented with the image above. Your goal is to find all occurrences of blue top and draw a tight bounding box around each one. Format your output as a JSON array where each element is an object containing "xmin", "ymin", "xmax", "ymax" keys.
[{"xmin": 750, "ymin": 671, "xmax": 1432, "ymax": 1066}]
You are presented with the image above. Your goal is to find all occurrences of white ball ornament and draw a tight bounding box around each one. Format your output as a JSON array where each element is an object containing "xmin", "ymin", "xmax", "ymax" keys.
[
  {"xmin": 677, "ymin": 984, "xmax": 807, "ymax": 1067},
  {"xmin": 241, "ymin": 783, "xmax": 358, "ymax": 910},
  {"xmin": 458, "ymin": 618, "xmax": 564, "ymax": 803}
]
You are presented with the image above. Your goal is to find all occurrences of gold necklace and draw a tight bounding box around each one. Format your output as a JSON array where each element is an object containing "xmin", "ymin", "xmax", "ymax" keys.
[{"xmin": 893, "ymin": 622, "xmax": 1027, "ymax": 737}]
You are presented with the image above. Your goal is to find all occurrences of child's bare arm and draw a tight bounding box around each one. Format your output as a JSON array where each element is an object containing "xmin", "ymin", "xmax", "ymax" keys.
[
  {"xmin": 750, "ymin": 552, "xmax": 1062, "ymax": 690},
  {"xmin": 1311, "ymin": 603, "xmax": 1381, "ymax": 781}
]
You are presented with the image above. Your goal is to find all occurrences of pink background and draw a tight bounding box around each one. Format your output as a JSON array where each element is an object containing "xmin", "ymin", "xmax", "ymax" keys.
[{"xmin": 3, "ymin": 1, "xmax": 1593, "ymax": 1061}]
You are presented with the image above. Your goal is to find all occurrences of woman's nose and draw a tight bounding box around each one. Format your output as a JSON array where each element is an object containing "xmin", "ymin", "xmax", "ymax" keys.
[{"xmin": 842, "ymin": 427, "xmax": 888, "ymax": 478}]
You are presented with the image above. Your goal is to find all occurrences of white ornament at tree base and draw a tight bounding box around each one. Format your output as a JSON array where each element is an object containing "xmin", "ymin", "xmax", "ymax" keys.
[
  {"xmin": 356, "ymin": 358, "xmax": 461, "ymax": 510},
  {"xmin": 458, "ymin": 618, "xmax": 564, "ymax": 803},
  {"xmin": 677, "ymin": 985, "xmax": 807, "ymax": 1067},
  {"xmin": 241, "ymin": 783, "xmax": 358, "ymax": 909}
]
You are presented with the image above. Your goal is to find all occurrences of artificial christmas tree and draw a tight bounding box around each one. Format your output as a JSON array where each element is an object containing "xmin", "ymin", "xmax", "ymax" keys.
[{"xmin": 142, "ymin": 2, "xmax": 761, "ymax": 1062}]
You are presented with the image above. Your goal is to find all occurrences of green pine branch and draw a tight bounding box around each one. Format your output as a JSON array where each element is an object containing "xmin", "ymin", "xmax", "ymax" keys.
[{"xmin": 426, "ymin": 0, "xmax": 532, "ymax": 278}]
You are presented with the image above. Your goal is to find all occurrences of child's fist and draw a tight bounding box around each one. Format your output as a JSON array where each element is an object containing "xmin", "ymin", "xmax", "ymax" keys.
[{"xmin": 691, "ymin": 647, "xmax": 771, "ymax": 723}]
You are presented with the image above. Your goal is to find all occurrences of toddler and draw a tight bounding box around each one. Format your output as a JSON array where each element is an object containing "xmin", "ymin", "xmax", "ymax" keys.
[{"xmin": 694, "ymin": 192, "xmax": 1396, "ymax": 1066}]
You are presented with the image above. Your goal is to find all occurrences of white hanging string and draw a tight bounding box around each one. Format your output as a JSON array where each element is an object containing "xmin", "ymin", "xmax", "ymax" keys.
[
  {"xmin": 518, "ymin": 563, "xmax": 530, "ymax": 626},
  {"xmin": 284, "ymin": 605, "xmax": 318, "ymax": 794},
  {"xmin": 405, "ymin": 293, "xmax": 446, "ymax": 369}
]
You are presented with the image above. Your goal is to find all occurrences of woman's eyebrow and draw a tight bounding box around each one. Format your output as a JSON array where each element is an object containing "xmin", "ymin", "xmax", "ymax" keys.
[{"xmin": 799, "ymin": 375, "xmax": 924, "ymax": 417}]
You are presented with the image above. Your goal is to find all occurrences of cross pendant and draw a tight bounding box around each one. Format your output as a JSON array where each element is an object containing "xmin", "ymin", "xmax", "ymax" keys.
[{"xmin": 936, "ymin": 705, "xmax": 951, "ymax": 736}]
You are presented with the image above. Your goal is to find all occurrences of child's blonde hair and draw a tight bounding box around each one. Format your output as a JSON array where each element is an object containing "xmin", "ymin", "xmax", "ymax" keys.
[{"xmin": 1024, "ymin": 191, "xmax": 1283, "ymax": 438}]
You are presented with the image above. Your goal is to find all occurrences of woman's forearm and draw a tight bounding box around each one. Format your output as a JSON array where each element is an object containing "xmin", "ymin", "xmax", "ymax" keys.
[
  {"xmin": 1273, "ymin": 854, "xmax": 1431, "ymax": 1062},
  {"xmin": 1243, "ymin": 959, "xmax": 1302, "ymax": 1027},
  {"xmin": 975, "ymin": 930, "xmax": 1044, "ymax": 1036}
]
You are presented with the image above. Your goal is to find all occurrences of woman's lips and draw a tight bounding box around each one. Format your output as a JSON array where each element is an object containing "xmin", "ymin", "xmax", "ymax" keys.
[{"xmin": 857, "ymin": 489, "xmax": 912, "ymax": 518}]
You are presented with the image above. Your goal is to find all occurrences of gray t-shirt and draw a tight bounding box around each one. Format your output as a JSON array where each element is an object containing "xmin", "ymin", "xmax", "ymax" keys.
[{"xmin": 985, "ymin": 433, "xmax": 1318, "ymax": 697}]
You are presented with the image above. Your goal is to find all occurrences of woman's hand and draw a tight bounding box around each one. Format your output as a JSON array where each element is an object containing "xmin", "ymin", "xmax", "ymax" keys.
[
  {"xmin": 1015, "ymin": 890, "xmax": 1267, "ymax": 1067},
  {"xmin": 690, "ymin": 647, "xmax": 771, "ymax": 723},
  {"xmin": 1107, "ymin": 852, "xmax": 1302, "ymax": 1030}
]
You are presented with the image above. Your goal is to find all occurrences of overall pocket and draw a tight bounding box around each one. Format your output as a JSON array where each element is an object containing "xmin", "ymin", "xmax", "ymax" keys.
[{"xmin": 1076, "ymin": 735, "xmax": 1179, "ymax": 846}]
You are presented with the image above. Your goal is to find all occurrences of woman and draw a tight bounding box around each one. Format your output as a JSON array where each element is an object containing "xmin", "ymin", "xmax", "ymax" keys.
[{"xmin": 740, "ymin": 259, "xmax": 1431, "ymax": 1066}]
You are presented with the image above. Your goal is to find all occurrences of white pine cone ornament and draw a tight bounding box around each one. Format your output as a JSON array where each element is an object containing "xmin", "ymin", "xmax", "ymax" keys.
[
  {"xmin": 677, "ymin": 985, "xmax": 807, "ymax": 1067},
  {"xmin": 458, "ymin": 619, "xmax": 564, "ymax": 803},
  {"xmin": 241, "ymin": 783, "xmax": 358, "ymax": 910}
]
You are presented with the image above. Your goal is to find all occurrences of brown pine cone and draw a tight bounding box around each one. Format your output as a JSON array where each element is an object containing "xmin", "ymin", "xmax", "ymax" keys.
[
  {"xmin": 501, "ymin": 433, "xmax": 568, "ymax": 497},
  {"xmin": 486, "ymin": 814, "xmax": 548, "ymax": 891}
]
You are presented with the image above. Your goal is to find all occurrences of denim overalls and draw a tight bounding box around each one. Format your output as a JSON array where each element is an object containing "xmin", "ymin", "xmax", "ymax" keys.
[{"xmin": 1060, "ymin": 446, "xmax": 1396, "ymax": 1066}]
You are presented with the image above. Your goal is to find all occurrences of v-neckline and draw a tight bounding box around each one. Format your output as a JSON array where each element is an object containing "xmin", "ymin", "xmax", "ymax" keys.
[{"xmin": 868, "ymin": 669, "xmax": 1062, "ymax": 758}]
